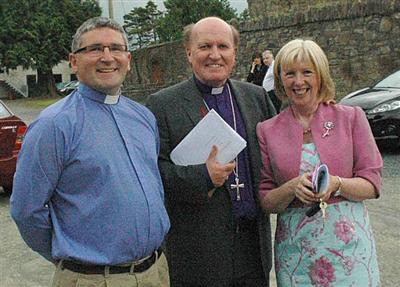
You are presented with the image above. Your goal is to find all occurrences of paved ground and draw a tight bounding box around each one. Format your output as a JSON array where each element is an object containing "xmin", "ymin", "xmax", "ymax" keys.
[{"xmin": 0, "ymin": 99, "xmax": 399, "ymax": 286}]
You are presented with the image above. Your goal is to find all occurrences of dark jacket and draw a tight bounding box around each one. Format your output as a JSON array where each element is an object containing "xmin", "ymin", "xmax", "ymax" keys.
[
  {"xmin": 146, "ymin": 77, "xmax": 275, "ymax": 285},
  {"xmin": 247, "ymin": 64, "xmax": 269, "ymax": 86}
]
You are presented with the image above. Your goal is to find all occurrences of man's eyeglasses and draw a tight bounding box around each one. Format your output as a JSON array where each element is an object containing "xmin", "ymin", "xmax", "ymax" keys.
[{"xmin": 73, "ymin": 44, "xmax": 129, "ymax": 56}]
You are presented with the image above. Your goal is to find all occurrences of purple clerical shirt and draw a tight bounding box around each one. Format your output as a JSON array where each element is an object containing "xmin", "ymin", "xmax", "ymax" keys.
[{"xmin": 194, "ymin": 76, "xmax": 257, "ymax": 220}]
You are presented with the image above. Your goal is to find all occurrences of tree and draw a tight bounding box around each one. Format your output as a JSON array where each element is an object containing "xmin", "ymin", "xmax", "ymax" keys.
[
  {"xmin": 124, "ymin": 7, "xmax": 153, "ymax": 49},
  {"xmin": 146, "ymin": 1, "xmax": 162, "ymax": 42},
  {"xmin": 156, "ymin": 0, "xmax": 237, "ymax": 42},
  {"xmin": 0, "ymin": 0, "xmax": 101, "ymax": 97},
  {"xmin": 238, "ymin": 8, "xmax": 250, "ymax": 22},
  {"xmin": 123, "ymin": 0, "xmax": 238, "ymax": 47},
  {"xmin": 123, "ymin": 1, "xmax": 162, "ymax": 49}
]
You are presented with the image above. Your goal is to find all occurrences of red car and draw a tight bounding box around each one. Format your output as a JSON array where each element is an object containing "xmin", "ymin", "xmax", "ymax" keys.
[{"xmin": 0, "ymin": 100, "xmax": 26, "ymax": 194}]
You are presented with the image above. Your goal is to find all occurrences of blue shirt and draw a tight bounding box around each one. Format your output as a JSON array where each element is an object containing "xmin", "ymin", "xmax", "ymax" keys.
[{"xmin": 10, "ymin": 84, "xmax": 170, "ymax": 264}]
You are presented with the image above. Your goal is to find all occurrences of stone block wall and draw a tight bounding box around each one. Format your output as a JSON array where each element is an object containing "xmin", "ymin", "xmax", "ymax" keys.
[
  {"xmin": 124, "ymin": 0, "xmax": 400, "ymax": 102},
  {"xmin": 238, "ymin": 0, "xmax": 400, "ymax": 98},
  {"xmin": 124, "ymin": 41, "xmax": 191, "ymax": 103},
  {"xmin": 247, "ymin": 0, "xmax": 343, "ymax": 18}
]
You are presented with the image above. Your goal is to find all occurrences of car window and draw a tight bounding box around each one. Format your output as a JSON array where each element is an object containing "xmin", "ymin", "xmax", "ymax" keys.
[
  {"xmin": 375, "ymin": 70, "xmax": 400, "ymax": 89},
  {"xmin": 0, "ymin": 103, "xmax": 12, "ymax": 118}
]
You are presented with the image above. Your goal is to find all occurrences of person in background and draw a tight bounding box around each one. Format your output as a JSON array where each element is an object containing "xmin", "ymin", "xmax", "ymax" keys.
[
  {"xmin": 147, "ymin": 17, "xmax": 275, "ymax": 287},
  {"xmin": 10, "ymin": 17, "xmax": 170, "ymax": 287},
  {"xmin": 257, "ymin": 38, "xmax": 382, "ymax": 286},
  {"xmin": 262, "ymin": 49, "xmax": 282, "ymax": 112},
  {"xmin": 247, "ymin": 51, "xmax": 268, "ymax": 86}
]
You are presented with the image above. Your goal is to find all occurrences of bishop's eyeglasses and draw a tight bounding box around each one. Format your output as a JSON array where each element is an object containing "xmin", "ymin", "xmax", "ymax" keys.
[{"xmin": 73, "ymin": 43, "xmax": 129, "ymax": 56}]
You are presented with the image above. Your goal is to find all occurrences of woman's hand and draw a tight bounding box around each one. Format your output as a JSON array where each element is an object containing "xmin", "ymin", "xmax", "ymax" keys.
[
  {"xmin": 251, "ymin": 61, "xmax": 256, "ymax": 73},
  {"xmin": 292, "ymin": 173, "xmax": 319, "ymax": 205},
  {"xmin": 314, "ymin": 174, "xmax": 341, "ymax": 201}
]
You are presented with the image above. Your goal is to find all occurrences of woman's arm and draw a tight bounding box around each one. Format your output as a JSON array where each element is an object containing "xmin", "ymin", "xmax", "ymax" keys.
[
  {"xmin": 316, "ymin": 175, "xmax": 378, "ymax": 203},
  {"xmin": 257, "ymin": 122, "xmax": 321, "ymax": 213}
]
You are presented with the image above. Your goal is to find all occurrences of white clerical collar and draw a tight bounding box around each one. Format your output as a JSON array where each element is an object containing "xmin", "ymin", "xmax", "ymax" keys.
[
  {"xmin": 104, "ymin": 94, "xmax": 120, "ymax": 105},
  {"xmin": 211, "ymin": 86, "xmax": 224, "ymax": 95},
  {"xmin": 77, "ymin": 84, "xmax": 121, "ymax": 105}
]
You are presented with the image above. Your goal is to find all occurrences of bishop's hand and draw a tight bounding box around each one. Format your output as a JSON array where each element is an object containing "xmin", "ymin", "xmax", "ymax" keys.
[{"xmin": 206, "ymin": 145, "xmax": 235, "ymax": 187}]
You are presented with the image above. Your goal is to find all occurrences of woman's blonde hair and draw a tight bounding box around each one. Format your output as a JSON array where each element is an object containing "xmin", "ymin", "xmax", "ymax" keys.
[{"xmin": 274, "ymin": 39, "xmax": 335, "ymax": 103}]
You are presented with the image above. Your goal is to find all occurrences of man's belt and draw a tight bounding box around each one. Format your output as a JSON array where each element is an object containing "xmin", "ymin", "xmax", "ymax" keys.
[{"xmin": 61, "ymin": 248, "xmax": 162, "ymax": 274}]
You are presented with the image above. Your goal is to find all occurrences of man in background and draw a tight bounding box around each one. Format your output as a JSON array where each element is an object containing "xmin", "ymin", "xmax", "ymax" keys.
[{"xmin": 262, "ymin": 50, "xmax": 281, "ymax": 112}]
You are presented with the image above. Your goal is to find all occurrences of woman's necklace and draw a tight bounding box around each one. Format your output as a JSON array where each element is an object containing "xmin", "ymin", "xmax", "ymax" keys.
[
  {"xmin": 203, "ymin": 85, "xmax": 243, "ymax": 201},
  {"xmin": 290, "ymin": 105, "xmax": 317, "ymax": 136}
]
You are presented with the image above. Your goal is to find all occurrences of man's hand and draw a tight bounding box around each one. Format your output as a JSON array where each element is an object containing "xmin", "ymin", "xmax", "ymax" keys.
[{"xmin": 206, "ymin": 145, "xmax": 235, "ymax": 187}]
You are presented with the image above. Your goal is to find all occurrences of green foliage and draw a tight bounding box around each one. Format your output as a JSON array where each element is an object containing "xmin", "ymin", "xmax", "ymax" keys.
[
  {"xmin": 238, "ymin": 8, "xmax": 250, "ymax": 22},
  {"xmin": 157, "ymin": 0, "xmax": 237, "ymax": 42},
  {"xmin": 123, "ymin": 0, "xmax": 238, "ymax": 48},
  {"xmin": 0, "ymin": 0, "xmax": 101, "ymax": 73},
  {"xmin": 123, "ymin": 1, "xmax": 162, "ymax": 49}
]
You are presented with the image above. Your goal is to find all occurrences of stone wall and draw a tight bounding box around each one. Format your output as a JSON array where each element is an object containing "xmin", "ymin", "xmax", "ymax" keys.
[
  {"xmin": 247, "ymin": 0, "xmax": 343, "ymax": 18},
  {"xmin": 123, "ymin": 41, "xmax": 190, "ymax": 103},
  {"xmin": 124, "ymin": 0, "xmax": 400, "ymax": 102}
]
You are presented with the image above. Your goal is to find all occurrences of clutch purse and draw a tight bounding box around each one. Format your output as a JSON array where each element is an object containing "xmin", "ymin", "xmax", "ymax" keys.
[
  {"xmin": 312, "ymin": 163, "xmax": 330, "ymax": 193},
  {"xmin": 306, "ymin": 164, "xmax": 330, "ymax": 217}
]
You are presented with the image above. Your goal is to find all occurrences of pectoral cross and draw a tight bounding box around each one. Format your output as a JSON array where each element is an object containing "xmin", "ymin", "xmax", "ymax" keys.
[{"xmin": 230, "ymin": 177, "xmax": 244, "ymax": 201}]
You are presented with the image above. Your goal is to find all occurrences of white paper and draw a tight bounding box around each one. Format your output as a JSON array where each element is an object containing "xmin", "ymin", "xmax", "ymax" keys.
[{"xmin": 170, "ymin": 109, "xmax": 247, "ymax": 166}]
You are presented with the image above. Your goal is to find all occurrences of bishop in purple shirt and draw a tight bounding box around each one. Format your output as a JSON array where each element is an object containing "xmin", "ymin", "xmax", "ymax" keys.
[{"xmin": 147, "ymin": 17, "xmax": 276, "ymax": 287}]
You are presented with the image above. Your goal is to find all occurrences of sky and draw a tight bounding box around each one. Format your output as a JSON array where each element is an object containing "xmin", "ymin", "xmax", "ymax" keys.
[{"xmin": 99, "ymin": 0, "xmax": 248, "ymax": 24}]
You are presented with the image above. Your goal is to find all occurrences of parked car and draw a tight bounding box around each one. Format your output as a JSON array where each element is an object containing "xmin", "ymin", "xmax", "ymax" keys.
[
  {"xmin": 56, "ymin": 80, "xmax": 79, "ymax": 95},
  {"xmin": 340, "ymin": 69, "xmax": 400, "ymax": 147},
  {"xmin": 0, "ymin": 100, "xmax": 27, "ymax": 194}
]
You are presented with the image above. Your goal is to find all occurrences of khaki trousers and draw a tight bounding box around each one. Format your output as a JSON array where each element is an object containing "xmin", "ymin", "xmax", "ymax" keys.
[{"xmin": 51, "ymin": 253, "xmax": 170, "ymax": 287}]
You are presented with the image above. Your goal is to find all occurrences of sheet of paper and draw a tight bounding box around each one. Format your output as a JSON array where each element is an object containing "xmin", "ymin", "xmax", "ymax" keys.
[{"xmin": 170, "ymin": 109, "xmax": 247, "ymax": 166}]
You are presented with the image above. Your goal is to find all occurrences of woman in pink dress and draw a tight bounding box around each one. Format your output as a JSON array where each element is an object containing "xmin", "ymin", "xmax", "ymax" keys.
[{"xmin": 256, "ymin": 39, "xmax": 382, "ymax": 286}]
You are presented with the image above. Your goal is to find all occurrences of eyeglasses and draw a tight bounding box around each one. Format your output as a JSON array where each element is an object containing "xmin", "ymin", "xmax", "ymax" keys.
[{"xmin": 73, "ymin": 44, "xmax": 129, "ymax": 56}]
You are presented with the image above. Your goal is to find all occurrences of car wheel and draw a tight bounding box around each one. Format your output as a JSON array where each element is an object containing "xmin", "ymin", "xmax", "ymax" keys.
[{"xmin": 2, "ymin": 186, "xmax": 12, "ymax": 195}]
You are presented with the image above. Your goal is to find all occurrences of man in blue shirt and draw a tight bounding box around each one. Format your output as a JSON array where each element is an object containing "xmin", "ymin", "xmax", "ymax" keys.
[{"xmin": 10, "ymin": 17, "xmax": 170, "ymax": 287}]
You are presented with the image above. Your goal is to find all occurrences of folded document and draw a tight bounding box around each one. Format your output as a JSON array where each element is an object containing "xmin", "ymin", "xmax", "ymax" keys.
[{"xmin": 170, "ymin": 109, "xmax": 247, "ymax": 166}]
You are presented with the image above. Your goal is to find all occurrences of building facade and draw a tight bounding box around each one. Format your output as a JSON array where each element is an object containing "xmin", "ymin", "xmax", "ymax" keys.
[{"xmin": 0, "ymin": 61, "xmax": 74, "ymax": 98}]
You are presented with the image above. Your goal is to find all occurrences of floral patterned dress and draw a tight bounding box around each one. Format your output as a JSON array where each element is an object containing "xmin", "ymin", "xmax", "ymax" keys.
[{"xmin": 275, "ymin": 143, "xmax": 380, "ymax": 287}]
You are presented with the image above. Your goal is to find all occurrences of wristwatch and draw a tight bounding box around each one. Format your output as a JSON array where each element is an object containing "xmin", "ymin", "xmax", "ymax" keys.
[{"xmin": 334, "ymin": 176, "xmax": 343, "ymax": 197}]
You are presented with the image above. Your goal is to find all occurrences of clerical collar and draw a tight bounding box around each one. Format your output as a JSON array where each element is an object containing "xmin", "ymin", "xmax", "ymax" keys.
[
  {"xmin": 193, "ymin": 75, "xmax": 227, "ymax": 95},
  {"xmin": 77, "ymin": 84, "xmax": 120, "ymax": 105}
]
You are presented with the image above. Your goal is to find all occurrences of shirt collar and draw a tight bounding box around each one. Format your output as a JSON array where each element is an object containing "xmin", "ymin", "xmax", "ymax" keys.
[
  {"xmin": 77, "ymin": 83, "xmax": 120, "ymax": 105},
  {"xmin": 193, "ymin": 75, "xmax": 227, "ymax": 95}
]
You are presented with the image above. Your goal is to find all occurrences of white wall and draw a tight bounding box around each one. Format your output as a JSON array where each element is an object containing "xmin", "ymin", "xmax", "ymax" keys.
[{"xmin": 0, "ymin": 61, "xmax": 74, "ymax": 97}]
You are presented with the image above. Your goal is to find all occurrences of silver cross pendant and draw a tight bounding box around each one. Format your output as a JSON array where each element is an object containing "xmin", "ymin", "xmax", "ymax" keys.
[{"xmin": 230, "ymin": 177, "xmax": 244, "ymax": 201}]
